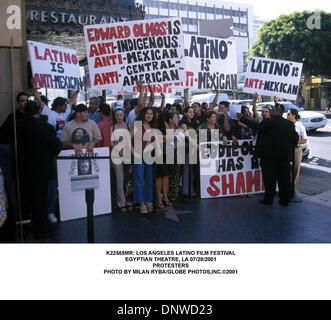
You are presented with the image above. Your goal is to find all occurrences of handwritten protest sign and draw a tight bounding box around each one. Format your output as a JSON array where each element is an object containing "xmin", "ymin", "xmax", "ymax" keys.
[
  {"xmin": 200, "ymin": 140, "xmax": 264, "ymax": 198},
  {"xmin": 243, "ymin": 56, "xmax": 303, "ymax": 100},
  {"xmin": 84, "ymin": 18, "xmax": 186, "ymax": 93},
  {"xmin": 57, "ymin": 148, "xmax": 111, "ymax": 222},
  {"xmin": 27, "ymin": 40, "xmax": 82, "ymax": 90},
  {"xmin": 172, "ymin": 35, "xmax": 237, "ymax": 90}
]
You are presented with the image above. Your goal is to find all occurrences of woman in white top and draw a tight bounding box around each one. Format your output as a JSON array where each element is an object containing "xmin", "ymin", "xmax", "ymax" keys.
[{"xmin": 287, "ymin": 108, "xmax": 307, "ymax": 202}]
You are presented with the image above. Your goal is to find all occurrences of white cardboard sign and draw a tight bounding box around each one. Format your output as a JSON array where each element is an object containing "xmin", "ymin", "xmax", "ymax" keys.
[
  {"xmin": 57, "ymin": 147, "xmax": 111, "ymax": 222},
  {"xmin": 243, "ymin": 56, "xmax": 303, "ymax": 100},
  {"xmin": 84, "ymin": 18, "xmax": 186, "ymax": 92},
  {"xmin": 27, "ymin": 40, "xmax": 82, "ymax": 90},
  {"xmin": 200, "ymin": 140, "xmax": 264, "ymax": 199}
]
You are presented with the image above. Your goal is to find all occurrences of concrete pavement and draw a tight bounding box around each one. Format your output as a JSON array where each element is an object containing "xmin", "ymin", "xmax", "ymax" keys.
[{"xmin": 22, "ymin": 119, "xmax": 331, "ymax": 244}]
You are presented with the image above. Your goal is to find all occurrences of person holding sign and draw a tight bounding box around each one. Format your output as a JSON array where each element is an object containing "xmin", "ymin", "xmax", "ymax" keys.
[
  {"xmin": 131, "ymin": 108, "xmax": 158, "ymax": 215},
  {"xmin": 231, "ymin": 106, "xmax": 257, "ymax": 144},
  {"xmin": 217, "ymin": 101, "xmax": 232, "ymax": 135},
  {"xmin": 61, "ymin": 104, "xmax": 102, "ymax": 155},
  {"xmin": 198, "ymin": 110, "xmax": 228, "ymax": 145},
  {"xmin": 179, "ymin": 106, "xmax": 199, "ymax": 197},
  {"xmin": 32, "ymin": 79, "xmax": 80, "ymax": 139},
  {"xmin": 238, "ymin": 103, "xmax": 299, "ymax": 206}
]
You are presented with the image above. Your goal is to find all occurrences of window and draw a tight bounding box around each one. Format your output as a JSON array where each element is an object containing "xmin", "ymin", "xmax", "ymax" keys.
[
  {"xmin": 161, "ymin": 2, "xmax": 168, "ymax": 9},
  {"xmin": 189, "ymin": 5, "xmax": 197, "ymax": 12}
]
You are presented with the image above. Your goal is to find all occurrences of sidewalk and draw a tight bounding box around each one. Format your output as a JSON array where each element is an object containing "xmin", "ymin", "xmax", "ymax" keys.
[{"xmin": 23, "ymin": 193, "xmax": 331, "ymax": 244}]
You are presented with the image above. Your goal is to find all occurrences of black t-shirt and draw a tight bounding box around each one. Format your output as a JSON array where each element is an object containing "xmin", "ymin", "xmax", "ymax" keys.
[{"xmin": 193, "ymin": 114, "xmax": 206, "ymax": 128}]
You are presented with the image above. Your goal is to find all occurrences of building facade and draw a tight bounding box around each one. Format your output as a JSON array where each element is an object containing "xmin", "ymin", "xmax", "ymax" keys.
[
  {"xmin": 141, "ymin": 0, "xmax": 254, "ymax": 83},
  {"xmin": 0, "ymin": 0, "xmax": 145, "ymax": 125},
  {"xmin": 253, "ymin": 16, "xmax": 264, "ymax": 43}
]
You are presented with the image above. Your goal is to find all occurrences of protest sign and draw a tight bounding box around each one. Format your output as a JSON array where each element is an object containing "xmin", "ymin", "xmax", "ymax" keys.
[
  {"xmin": 27, "ymin": 40, "xmax": 83, "ymax": 90},
  {"xmin": 83, "ymin": 18, "xmax": 186, "ymax": 92},
  {"xmin": 243, "ymin": 56, "xmax": 303, "ymax": 101},
  {"xmin": 200, "ymin": 140, "xmax": 264, "ymax": 198},
  {"xmin": 172, "ymin": 35, "xmax": 237, "ymax": 90},
  {"xmin": 57, "ymin": 148, "xmax": 111, "ymax": 222},
  {"xmin": 229, "ymin": 104, "xmax": 242, "ymax": 120}
]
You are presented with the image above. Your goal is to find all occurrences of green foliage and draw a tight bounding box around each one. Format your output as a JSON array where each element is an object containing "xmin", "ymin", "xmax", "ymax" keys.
[{"xmin": 249, "ymin": 11, "xmax": 331, "ymax": 77}]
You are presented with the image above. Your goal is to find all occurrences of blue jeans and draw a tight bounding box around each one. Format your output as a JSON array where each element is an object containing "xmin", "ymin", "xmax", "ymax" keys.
[{"xmin": 133, "ymin": 163, "xmax": 153, "ymax": 203}]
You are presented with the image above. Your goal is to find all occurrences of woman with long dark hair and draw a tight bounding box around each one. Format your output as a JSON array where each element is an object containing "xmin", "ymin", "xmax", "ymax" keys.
[
  {"xmin": 179, "ymin": 106, "xmax": 199, "ymax": 197},
  {"xmin": 166, "ymin": 112, "xmax": 184, "ymax": 202},
  {"xmin": 131, "ymin": 107, "xmax": 159, "ymax": 214},
  {"xmin": 154, "ymin": 107, "xmax": 173, "ymax": 208}
]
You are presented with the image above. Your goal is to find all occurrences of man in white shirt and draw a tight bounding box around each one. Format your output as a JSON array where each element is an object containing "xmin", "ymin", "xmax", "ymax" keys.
[
  {"xmin": 32, "ymin": 79, "xmax": 80, "ymax": 139},
  {"xmin": 287, "ymin": 108, "xmax": 307, "ymax": 202}
]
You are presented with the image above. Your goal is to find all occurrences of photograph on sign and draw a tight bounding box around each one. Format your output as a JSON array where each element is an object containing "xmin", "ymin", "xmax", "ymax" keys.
[
  {"xmin": 243, "ymin": 56, "xmax": 303, "ymax": 100},
  {"xmin": 83, "ymin": 18, "xmax": 186, "ymax": 92},
  {"xmin": 57, "ymin": 147, "xmax": 111, "ymax": 222},
  {"xmin": 27, "ymin": 40, "xmax": 83, "ymax": 90},
  {"xmin": 200, "ymin": 140, "xmax": 264, "ymax": 199}
]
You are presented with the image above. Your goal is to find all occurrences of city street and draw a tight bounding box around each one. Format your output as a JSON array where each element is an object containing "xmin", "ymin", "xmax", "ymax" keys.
[
  {"xmin": 299, "ymin": 116, "xmax": 331, "ymax": 206},
  {"xmin": 27, "ymin": 117, "xmax": 331, "ymax": 244}
]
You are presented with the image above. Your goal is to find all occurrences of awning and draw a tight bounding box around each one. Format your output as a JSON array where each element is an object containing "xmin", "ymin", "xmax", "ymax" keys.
[{"xmin": 319, "ymin": 79, "xmax": 331, "ymax": 88}]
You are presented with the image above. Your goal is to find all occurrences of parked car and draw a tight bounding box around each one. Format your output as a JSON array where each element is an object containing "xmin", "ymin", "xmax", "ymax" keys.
[
  {"xmin": 190, "ymin": 93, "xmax": 229, "ymax": 105},
  {"xmin": 256, "ymin": 101, "xmax": 327, "ymax": 132}
]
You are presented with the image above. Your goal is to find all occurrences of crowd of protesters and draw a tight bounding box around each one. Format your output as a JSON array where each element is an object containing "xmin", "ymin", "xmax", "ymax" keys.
[{"xmin": 0, "ymin": 79, "xmax": 305, "ymax": 241}]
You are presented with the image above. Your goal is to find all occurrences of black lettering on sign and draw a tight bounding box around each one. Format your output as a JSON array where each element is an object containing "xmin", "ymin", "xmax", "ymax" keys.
[
  {"xmin": 198, "ymin": 72, "xmax": 237, "ymax": 90},
  {"xmin": 251, "ymin": 59, "xmax": 293, "ymax": 77},
  {"xmin": 187, "ymin": 36, "xmax": 229, "ymax": 60}
]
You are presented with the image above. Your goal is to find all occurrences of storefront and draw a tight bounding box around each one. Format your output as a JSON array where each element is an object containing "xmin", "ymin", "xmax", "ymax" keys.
[
  {"xmin": 0, "ymin": 1, "xmax": 145, "ymax": 124},
  {"xmin": 25, "ymin": 0, "xmax": 145, "ymax": 61},
  {"xmin": 301, "ymin": 75, "xmax": 324, "ymax": 110}
]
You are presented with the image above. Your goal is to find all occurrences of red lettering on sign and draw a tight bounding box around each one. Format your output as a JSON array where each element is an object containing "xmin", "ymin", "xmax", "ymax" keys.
[
  {"xmin": 87, "ymin": 26, "xmax": 130, "ymax": 42},
  {"xmin": 207, "ymin": 175, "xmax": 221, "ymax": 197},
  {"xmin": 246, "ymin": 170, "xmax": 261, "ymax": 193},
  {"xmin": 94, "ymin": 72, "xmax": 119, "ymax": 86},
  {"xmin": 34, "ymin": 46, "xmax": 43, "ymax": 60},
  {"xmin": 133, "ymin": 21, "xmax": 167, "ymax": 37},
  {"xmin": 222, "ymin": 174, "xmax": 234, "ymax": 195},
  {"xmin": 235, "ymin": 172, "xmax": 246, "ymax": 194},
  {"xmin": 244, "ymin": 78, "xmax": 264, "ymax": 89}
]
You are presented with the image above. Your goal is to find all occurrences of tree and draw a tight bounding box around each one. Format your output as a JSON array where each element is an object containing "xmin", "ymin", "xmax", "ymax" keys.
[{"xmin": 249, "ymin": 11, "xmax": 331, "ymax": 77}]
